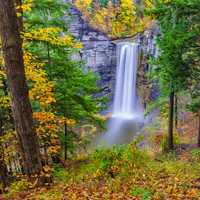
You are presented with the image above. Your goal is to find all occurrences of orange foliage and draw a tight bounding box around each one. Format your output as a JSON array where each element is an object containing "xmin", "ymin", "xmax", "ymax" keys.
[{"xmin": 33, "ymin": 112, "xmax": 75, "ymax": 155}]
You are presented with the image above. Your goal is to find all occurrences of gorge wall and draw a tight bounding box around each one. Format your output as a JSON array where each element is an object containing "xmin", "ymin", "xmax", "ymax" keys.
[
  {"xmin": 68, "ymin": 6, "xmax": 116, "ymax": 99},
  {"xmin": 68, "ymin": 6, "xmax": 159, "ymax": 105}
]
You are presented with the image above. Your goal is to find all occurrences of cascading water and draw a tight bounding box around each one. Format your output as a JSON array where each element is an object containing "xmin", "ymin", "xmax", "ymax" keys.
[
  {"xmin": 113, "ymin": 43, "xmax": 140, "ymax": 118},
  {"xmin": 100, "ymin": 42, "xmax": 144, "ymax": 145}
]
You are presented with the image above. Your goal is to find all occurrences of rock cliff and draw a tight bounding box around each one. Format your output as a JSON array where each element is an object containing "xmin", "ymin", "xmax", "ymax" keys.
[
  {"xmin": 68, "ymin": 6, "xmax": 159, "ymax": 105},
  {"xmin": 68, "ymin": 6, "xmax": 116, "ymax": 99}
]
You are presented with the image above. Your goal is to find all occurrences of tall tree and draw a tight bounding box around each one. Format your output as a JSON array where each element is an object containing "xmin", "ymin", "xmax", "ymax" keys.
[
  {"xmin": 148, "ymin": 0, "xmax": 199, "ymax": 150},
  {"xmin": 0, "ymin": 0, "xmax": 42, "ymax": 175},
  {"xmin": 23, "ymin": 0, "xmax": 106, "ymax": 157}
]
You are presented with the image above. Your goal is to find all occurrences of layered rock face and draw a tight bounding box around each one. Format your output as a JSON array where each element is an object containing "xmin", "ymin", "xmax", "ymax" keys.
[
  {"xmin": 136, "ymin": 28, "xmax": 160, "ymax": 105},
  {"xmin": 68, "ymin": 7, "xmax": 116, "ymax": 99},
  {"xmin": 68, "ymin": 6, "xmax": 158, "ymax": 104}
]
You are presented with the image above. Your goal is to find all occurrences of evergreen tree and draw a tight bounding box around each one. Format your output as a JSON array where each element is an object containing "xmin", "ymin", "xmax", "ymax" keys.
[
  {"xmin": 23, "ymin": 0, "xmax": 106, "ymax": 157},
  {"xmin": 148, "ymin": 0, "xmax": 200, "ymax": 150}
]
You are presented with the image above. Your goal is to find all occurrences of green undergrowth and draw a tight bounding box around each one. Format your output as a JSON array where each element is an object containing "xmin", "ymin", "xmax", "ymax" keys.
[
  {"xmin": 64, "ymin": 142, "xmax": 200, "ymax": 199},
  {"xmin": 4, "ymin": 140, "xmax": 200, "ymax": 199},
  {"xmin": 130, "ymin": 186, "xmax": 152, "ymax": 200},
  {"xmin": 50, "ymin": 140, "xmax": 200, "ymax": 199}
]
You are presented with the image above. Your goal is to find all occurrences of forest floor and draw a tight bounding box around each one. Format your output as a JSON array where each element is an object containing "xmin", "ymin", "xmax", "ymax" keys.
[{"xmin": 3, "ymin": 113, "xmax": 200, "ymax": 200}]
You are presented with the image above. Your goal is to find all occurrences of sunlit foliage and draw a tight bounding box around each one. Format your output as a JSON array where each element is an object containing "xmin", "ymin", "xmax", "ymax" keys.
[
  {"xmin": 75, "ymin": 0, "xmax": 153, "ymax": 38},
  {"xmin": 0, "ymin": 0, "xmax": 104, "ymax": 179}
]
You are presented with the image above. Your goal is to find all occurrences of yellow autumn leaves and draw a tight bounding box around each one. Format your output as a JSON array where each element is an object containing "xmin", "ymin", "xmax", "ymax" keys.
[
  {"xmin": 16, "ymin": 0, "xmax": 33, "ymax": 17},
  {"xmin": 24, "ymin": 52, "xmax": 56, "ymax": 107},
  {"xmin": 0, "ymin": 0, "xmax": 79, "ymax": 157},
  {"xmin": 75, "ymin": 0, "xmax": 153, "ymax": 38},
  {"xmin": 0, "ymin": 51, "xmax": 55, "ymax": 109},
  {"xmin": 23, "ymin": 27, "xmax": 83, "ymax": 49}
]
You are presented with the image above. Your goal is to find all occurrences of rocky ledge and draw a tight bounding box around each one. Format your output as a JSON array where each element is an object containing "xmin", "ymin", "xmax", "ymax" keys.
[{"xmin": 68, "ymin": 6, "xmax": 159, "ymax": 104}]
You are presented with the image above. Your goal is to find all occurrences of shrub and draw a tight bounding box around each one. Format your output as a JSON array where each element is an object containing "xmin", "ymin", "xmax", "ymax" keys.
[
  {"xmin": 5, "ymin": 179, "xmax": 31, "ymax": 199},
  {"xmin": 52, "ymin": 165, "xmax": 70, "ymax": 183},
  {"xmin": 191, "ymin": 149, "xmax": 200, "ymax": 162},
  {"xmin": 161, "ymin": 133, "xmax": 180, "ymax": 152},
  {"xmin": 90, "ymin": 137, "xmax": 149, "ymax": 177},
  {"xmin": 130, "ymin": 186, "xmax": 152, "ymax": 200},
  {"xmin": 151, "ymin": 132, "xmax": 180, "ymax": 152},
  {"xmin": 34, "ymin": 188, "xmax": 62, "ymax": 200}
]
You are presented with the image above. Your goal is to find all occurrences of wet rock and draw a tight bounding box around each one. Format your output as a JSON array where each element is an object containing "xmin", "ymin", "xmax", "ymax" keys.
[{"xmin": 68, "ymin": 6, "xmax": 159, "ymax": 103}]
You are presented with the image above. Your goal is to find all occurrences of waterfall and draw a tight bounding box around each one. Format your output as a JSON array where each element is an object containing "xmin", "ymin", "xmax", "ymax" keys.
[
  {"xmin": 98, "ymin": 42, "xmax": 144, "ymax": 145},
  {"xmin": 113, "ymin": 43, "xmax": 139, "ymax": 118}
]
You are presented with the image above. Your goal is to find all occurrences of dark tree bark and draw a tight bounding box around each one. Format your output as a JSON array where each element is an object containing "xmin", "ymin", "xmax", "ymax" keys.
[
  {"xmin": 0, "ymin": 159, "xmax": 9, "ymax": 191},
  {"xmin": 174, "ymin": 94, "xmax": 178, "ymax": 128},
  {"xmin": 0, "ymin": 0, "xmax": 42, "ymax": 175},
  {"xmin": 197, "ymin": 111, "xmax": 200, "ymax": 148},
  {"xmin": 64, "ymin": 121, "xmax": 67, "ymax": 161},
  {"xmin": 0, "ymin": 119, "xmax": 9, "ymax": 191},
  {"xmin": 168, "ymin": 91, "xmax": 174, "ymax": 150}
]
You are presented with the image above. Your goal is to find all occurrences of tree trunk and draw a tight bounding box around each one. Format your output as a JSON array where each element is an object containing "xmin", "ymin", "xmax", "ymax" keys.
[
  {"xmin": 0, "ymin": 160, "xmax": 8, "ymax": 190},
  {"xmin": 197, "ymin": 111, "xmax": 200, "ymax": 147},
  {"xmin": 64, "ymin": 121, "xmax": 67, "ymax": 161},
  {"xmin": 0, "ymin": 159, "xmax": 9, "ymax": 191},
  {"xmin": 168, "ymin": 91, "xmax": 174, "ymax": 150},
  {"xmin": 0, "ymin": 0, "xmax": 42, "ymax": 175},
  {"xmin": 0, "ymin": 118, "xmax": 9, "ymax": 191},
  {"xmin": 174, "ymin": 94, "xmax": 178, "ymax": 128}
]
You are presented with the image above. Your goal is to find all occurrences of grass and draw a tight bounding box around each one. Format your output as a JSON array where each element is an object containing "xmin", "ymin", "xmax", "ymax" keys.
[{"xmin": 4, "ymin": 137, "xmax": 200, "ymax": 199}]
